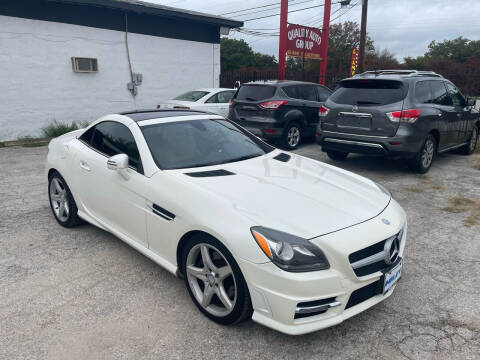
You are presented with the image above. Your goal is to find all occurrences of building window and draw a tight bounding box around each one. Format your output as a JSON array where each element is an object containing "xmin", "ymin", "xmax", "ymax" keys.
[{"xmin": 71, "ymin": 57, "xmax": 98, "ymax": 73}]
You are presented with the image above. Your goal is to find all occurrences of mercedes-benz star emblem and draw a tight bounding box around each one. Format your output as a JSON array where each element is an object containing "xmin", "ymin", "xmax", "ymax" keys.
[
  {"xmin": 384, "ymin": 236, "xmax": 400, "ymax": 265},
  {"xmin": 352, "ymin": 105, "xmax": 359, "ymax": 112},
  {"xmin": 382, "ymin": 218, "xmax": 390, "ymax": 225}
]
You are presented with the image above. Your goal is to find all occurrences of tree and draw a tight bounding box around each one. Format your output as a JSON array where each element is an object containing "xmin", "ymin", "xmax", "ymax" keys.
[
  {"xmin": 220, "ymin": 38, "xmax": 277, "ymax": 72},
  {"xmin": 326, "ymin": 21, "xmax": 374, "ymax": 75},
  {"xmin": 426, "ymin": 37, "xmax": 480, "ymax": 62}
]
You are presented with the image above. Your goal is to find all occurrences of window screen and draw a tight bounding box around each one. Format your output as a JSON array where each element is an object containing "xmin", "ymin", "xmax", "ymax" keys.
[
  {"xmin": 71, "ymin": 57, "xmax": 98, "ymax": 72},
  {"xmin": 235, "ymin": 85, "xmax": 276, "ymax": 101}
]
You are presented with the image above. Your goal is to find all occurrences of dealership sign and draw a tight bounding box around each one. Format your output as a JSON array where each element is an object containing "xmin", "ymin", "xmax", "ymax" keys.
[
  {"xmin": 350, "ymin": 45, "xmax": 359, "ymax": 76},
  {"xmin": 286, "ymin": 23, "xmax": 323, "ymax": 59}
]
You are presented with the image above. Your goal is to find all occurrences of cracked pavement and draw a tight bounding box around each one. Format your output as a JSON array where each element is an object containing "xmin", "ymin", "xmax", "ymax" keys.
[{"xmin": 0, "ymin": 144, "xmax": 479, "ymax": 359}]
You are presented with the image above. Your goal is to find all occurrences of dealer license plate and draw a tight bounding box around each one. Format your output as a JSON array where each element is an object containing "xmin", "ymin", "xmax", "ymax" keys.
[{"xmin": 383, "ymin": 259, "xmax": 402, "ymax": 293}]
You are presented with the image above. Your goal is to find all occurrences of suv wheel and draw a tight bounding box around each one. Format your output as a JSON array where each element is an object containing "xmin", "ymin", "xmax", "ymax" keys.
[
  {"xmin": 459, "ymin": 126, "xmax": 478, "ymax": 155},
  {"xmin": 409, "ymin": 134, "xmax": 436, "ymax": 173},
  {"xmin": 327, "ymin": 151, "xmax": 349, "ymax": 161},
  {"xmin": 282, "ymin": 122, "xmax": 302, "ymax": 150}
]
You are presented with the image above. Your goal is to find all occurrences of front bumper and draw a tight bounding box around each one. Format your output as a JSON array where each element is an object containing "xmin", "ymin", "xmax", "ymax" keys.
[{"xmin": 238, "ymin": 199, "xmax": 407, "ymax": 335}]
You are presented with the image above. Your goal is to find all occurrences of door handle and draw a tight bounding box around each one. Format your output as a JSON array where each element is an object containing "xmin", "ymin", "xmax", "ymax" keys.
[{"xmin": 79, "ymin": 160, "xmax": 91, "ymax": 171}]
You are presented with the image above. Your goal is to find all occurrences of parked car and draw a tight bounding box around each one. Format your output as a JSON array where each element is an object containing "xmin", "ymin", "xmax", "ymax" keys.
[
  {"xmin": 46, "ymin": 109, "xmax": 406, "ymax": 335},
  {"xmin": 316, "ymin": 70, "xmax": 480, "ymax": 173},
  {"xmin": 228, "ymin": 81, "xmax": 332, "ymax": 150},
  {"xmin": 157, "ymin": 88, "xmax": 235, "ymax": 117}
]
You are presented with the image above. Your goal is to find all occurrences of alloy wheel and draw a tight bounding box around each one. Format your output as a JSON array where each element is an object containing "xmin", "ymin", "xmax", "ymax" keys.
[
  {"xmin": 186, "ymin": 243, "xmax": 237, "ymax": 317},
  {"xmin": 287, "ymin": 126, "xmax": 300, "ymax": 147},
  {"xmin": 470, "ymin": 127, "xmax": 478, "ymax": 152},
  {"xmin": 49, "ymin": 177, "xmax": 70, "ymax": 222},
  {"xmin": 422, "ymin": 138, "xmax": 435, "ymax": 168}
]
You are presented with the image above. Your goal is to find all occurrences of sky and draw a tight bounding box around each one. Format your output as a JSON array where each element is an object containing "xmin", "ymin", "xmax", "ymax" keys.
[{"xmin": 149, "ymin": 0, "xmax": 480, "ymax": 61}]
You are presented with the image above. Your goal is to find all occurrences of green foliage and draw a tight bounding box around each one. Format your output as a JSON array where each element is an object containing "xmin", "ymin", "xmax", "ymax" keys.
[
  {"xmin": 403, "ymin": 55, "xmax": 429, "ymax": 70},
  {"xmin": 0, "ymin": 142, "xmax": 5, "ymax": 148},
  {"xmin": 220, "ymin": 38, "xmax": 277, "ymax": 72},
  {"xmin": 41, "ymin": 120, "xmax": 89, "ymax": 138},
  {"xmin": 426, "ymin": 37, "xmax": 480, "ymax": 62}
]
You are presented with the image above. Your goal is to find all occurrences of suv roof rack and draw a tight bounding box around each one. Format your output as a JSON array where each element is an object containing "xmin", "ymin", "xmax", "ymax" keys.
[{"xmin": 355, "ymin": 70, "xmax": 443, "ymax": 78}]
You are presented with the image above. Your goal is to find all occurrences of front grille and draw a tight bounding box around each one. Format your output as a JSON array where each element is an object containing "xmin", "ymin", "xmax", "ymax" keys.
[
  {"xmin": 348, "ymin": 230, "xmax": 402, "ymax": 277},
  {"xmin": 345, "ymin": 279, "xmax": 382, "ymax": 309}
]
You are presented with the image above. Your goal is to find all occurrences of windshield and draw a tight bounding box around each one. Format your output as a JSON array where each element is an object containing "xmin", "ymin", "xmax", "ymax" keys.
[
  {"xmin": 142, "ymin": 119, "xmax": 274, "ymax": 170},
  {"xmin": 330, "ymin": 79, "xmax": 407, "ymax": 106},
  {"xmin": 173, "ymin": 91, "xmax": 209, "ymax": 102}
]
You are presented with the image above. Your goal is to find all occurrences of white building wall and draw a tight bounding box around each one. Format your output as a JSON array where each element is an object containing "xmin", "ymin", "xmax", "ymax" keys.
[{"xmin": 0, "ymin": 15, "xmax": 220, "ymax": 141}]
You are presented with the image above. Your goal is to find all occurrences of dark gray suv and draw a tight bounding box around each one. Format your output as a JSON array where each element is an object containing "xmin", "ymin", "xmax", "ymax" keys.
[
  {"xmin": 317, "ymin": 70, "xmax": 479, "ymax": 173},
  {"xmin": 228, "ymin": 81, "xmax": 332, "ymax": 150}
]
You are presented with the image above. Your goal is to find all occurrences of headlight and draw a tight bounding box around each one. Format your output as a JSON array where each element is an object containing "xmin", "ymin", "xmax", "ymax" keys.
[
  {"xmin": 251, "ymin": 226, "xmax": 330, "ymax": 272},
  {"xmin": 375, "ymin": 182, "xmax": 391, "ymax": 197}
]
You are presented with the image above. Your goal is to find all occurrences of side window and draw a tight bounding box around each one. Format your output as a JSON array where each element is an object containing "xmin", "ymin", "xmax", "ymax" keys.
[
  {"xmin": 217, "ymin": 91, "xmax": 235, "ymax": 103},
  {"xmin": 415, "ymin": 81, "xmax": 432, "ymax": 104},
  {"xmin": 317, "ymin": 86, "xmax": 332, "ymax": 101},
  {"xmin": 298, "ymin": 85, "xmax": 318, "ymax": 101},
  {"xmin": 283, "ymin": 85, "xmax": 300, "ymax": 99},
  {"xmin": 445, "ymin": 82, "xmax": 465, "ymax": 107},
  {"xmin": 205, "ymin": 94, "xmax": 218, "ymax": 103},
  {"xmin": 430, "ymin": 81, "xmax": 450, "ymax": 106},
  {"xmin": 90, "ymin": 121, "xmax": 141, "ymax": 170},
  {"xmin": 79, "ymin": 126, "xmax": 95, "ymax": 144}
]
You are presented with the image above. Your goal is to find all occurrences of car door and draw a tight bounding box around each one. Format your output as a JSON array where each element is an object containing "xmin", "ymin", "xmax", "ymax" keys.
[
  {"xmin": 445, "ymin": 82, "xmax": 469, "ymax": 144},
  {"xmin": 298, "ymin": 85, "xmax": 323, "ymax": 137},
  {"xmin": 429, "ymin": 80, "xmax": 456, "ymax": 149},
  {"xmin": 202, "ymin": 91, "xmax": 235, "ymax": 117},
  {"xmin": 75, "ymin": 121, "xmax": 148, "ymax": 247}
]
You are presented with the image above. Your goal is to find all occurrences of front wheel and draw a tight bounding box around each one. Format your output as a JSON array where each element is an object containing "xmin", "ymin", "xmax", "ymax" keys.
[
  {"xmin": 459, "ymin": 126, "xmax": 478, "ymax": 155},
  {"xmin": 48, "ymin": 171, "xmax": 82, "ymax": 227},
  {"xmin": 282, "ymin": 122, "xmax": 302, "ymax": 150},
  {"xmin": 409, "ymin": 134, "xmax": 436, "ymax": 173},
  {"xmin": 182, "ymin": 235, "xmax": 252, "ymax": 325}
]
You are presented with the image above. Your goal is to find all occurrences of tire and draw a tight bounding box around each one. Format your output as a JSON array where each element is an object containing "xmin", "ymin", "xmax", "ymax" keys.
[
  {"xmin": 459, "ymin": 126, "xmax": 478, "ymax": 155},
  {"xmin": 48, "ymin": 171, "xmax": 82, "ymax": 227},
  {"xmin": 282, "ymin": 122, "xmax": 302, "ymax": 150},
  {"xmin": 409, "ymin": 134, "xmax": 436, "ymax": 173},
  {"xmin": 327, "ymin": 150, "xmax": 349, "ymax": 161},
  {"xmin": 182, "ymin": 234, "xmax": 252, "ymax": 325}
]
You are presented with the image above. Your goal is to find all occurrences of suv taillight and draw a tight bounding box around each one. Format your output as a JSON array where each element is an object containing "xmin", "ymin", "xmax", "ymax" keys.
[
  {"xmin": 318, "ymin": 105, "xmax": 330, "ymax": 117},
  {"xmin": 258, "ymin": 100, "xmax": 287, "ymax": 109},
  {"xmin": 386, "ymin": 109, "xmax": 421, "ymax": 123}
]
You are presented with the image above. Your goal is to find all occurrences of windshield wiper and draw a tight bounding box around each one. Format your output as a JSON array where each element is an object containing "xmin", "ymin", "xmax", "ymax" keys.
[
  {"xmin": 356, "ymin": 101, "xmax": 381, "ymax": 105},
  {"xmin": 228, "ymin": 153, "xmax": 264, "ymax": 163}
]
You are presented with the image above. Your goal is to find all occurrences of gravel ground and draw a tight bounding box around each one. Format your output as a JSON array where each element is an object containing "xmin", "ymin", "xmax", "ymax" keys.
[{"xmin": 1, "ymin": 144, "xmax": 479, "ymax": 360}]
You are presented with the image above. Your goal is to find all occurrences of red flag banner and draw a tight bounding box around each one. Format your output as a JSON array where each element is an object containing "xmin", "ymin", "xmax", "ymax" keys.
[
  {"xmin": 350, "ymin": 45, "xmax": 359, "ymax": 77},
  {"xmin": 286, "ymin": 23, "xmax": 323, "ymax": 60}
]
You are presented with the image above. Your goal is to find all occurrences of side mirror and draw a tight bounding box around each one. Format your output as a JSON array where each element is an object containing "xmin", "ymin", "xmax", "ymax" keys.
[
  {"xmin": 466, "ymin": 97, "xmax": 476, "ymax": 107},
  {"xmin": 107, "ymin": 154, "xmax": 130, "ymax": 180}
]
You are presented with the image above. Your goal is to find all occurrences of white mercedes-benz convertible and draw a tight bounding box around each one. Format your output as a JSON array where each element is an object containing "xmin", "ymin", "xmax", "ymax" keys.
[{"xmin": 46, "ymin": 110, "xmax": 407, "ymax": 335}]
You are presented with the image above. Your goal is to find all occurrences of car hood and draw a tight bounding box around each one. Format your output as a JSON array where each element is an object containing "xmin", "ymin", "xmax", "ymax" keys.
[{"xmin": 169, "ymin": 151, "xmax": 390, "ymax": 239}]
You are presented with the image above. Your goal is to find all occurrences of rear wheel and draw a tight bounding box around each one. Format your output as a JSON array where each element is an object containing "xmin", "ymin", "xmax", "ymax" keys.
[
  {"xmin": 48, "ymin": 171, "xmax": 82, "ymax": 227},
  {"xmin": 282, "ymin": 122, "xmax": 302, "ymax": 150},
  {"xmin": 182, "ymin": 235, "xmax": 252, "ymax": 325},
  {"xmin": 459, "ymin": 126, "xmax": 478, "ymax": 155},
  {"xmin": 327, "ymin": 150, "xmax": 349, "ymax": 161},
  {"xmin": 409, "ymin": 134, "xmax": 436, "ymax": 173}
]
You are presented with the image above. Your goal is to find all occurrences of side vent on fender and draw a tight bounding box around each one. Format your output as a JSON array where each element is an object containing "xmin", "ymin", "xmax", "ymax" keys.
[
  {"xmin": 151, "ymin": 204, "xmax": 175, "ymax": 221},
  {"xmin": 185, "ymin": 169, "xmax": 235, "ymax": 177},
  {"xmin": 273, "ymin": 153, "xmax": 291, "ymax": 162}
]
